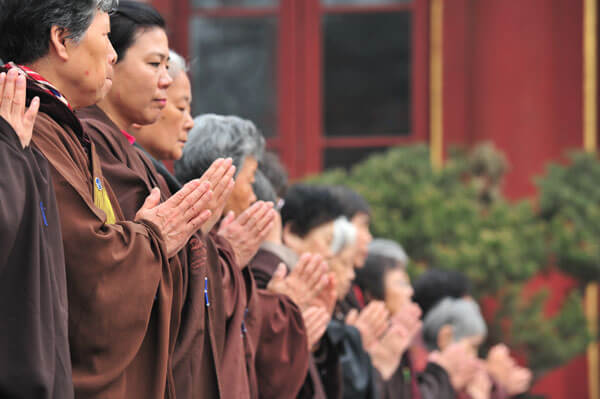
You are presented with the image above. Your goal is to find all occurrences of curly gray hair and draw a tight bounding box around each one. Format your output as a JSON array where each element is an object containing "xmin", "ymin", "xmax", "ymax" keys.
[{"xmin": 175, "ymin": 114, "xmax": 265, "ymax": 183}]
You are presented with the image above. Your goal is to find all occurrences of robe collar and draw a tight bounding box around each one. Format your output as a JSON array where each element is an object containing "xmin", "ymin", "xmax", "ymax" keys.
[{"xmin": 4, "ymin": 62, "xmax": 72, "ymax": 110}]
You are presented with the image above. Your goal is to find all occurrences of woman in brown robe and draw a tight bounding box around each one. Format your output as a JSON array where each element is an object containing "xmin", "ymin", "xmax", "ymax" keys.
[
  {"xmin": 0, "ymin": 69, "xmax": 73, "ymax": 399},
  {"xmin": 0, "ymin": 1, "xmax": 216, "ymax": 398},
  {"xmin": 175, "ymin": 114, "xmax": 312, "ymax": 399}
]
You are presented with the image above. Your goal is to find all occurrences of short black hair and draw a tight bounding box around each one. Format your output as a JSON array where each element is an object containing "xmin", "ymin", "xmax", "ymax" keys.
[
  {"xmin": 259, "ymin": 152, "xmax": 289, "ymax": 198},
  {"xmin": 412, "ymin": 268, "xmax": 472, "ymax": 318},
  {"xmin": 328, "ymin": 185, "xmax": 370, "ymax": 219},
  {"xmin": 109, "ymin": 0, "xmax": 165, "ymax": 63},
  {"xmin": 355, "ymin": 254, "xmax": 399, "ymax": 301},
  {"xmin": 0, "ymin": 0, "xmax": 118, "ymax": 64},
  {"xmin": 281, "ymin": 184, "xmax": 344, "ymax": 237}
]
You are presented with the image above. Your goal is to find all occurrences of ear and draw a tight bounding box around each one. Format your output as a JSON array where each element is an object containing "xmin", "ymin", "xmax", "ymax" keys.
[
  {"xmin": 437, "ymin": 324, "xmax": 454, "ymax": 351},
  {"xmin": 49, "ymin": 26, "xmax": 72, "ymax": 62},
  {"xmin": 282, "ymin": 223, "xmax": 303, "ymax": 253}
]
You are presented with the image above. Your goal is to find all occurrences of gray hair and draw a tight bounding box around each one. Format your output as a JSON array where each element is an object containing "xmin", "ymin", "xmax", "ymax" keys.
[
  {"xmin": 0, "ymin": 0, "xmax": 118, "ymax": 64},
  {"xmin": 253, "ymin": 170, "xmax": 277, "ymax": 204},
  {"xmin": 368, "ymin": 239, "xmax": 409, "ymax": 268},
  {"xmin": 168, "ymin": 49, "xmax": 188, "ymax": 80},
  {"xmin": 331, "ymin": 217, "xmax": 357, "ymax": 255},
  {"xmin": 175, "ymin": 114, "xmax": 265, "ymax": 183},
  {"xmin": 422, "ymin": 297, "xmax": 487, "ymax": 351}
]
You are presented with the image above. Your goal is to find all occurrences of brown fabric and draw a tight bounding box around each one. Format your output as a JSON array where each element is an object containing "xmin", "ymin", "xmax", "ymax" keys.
[
  {"xmin": 21, "ymin": 77, "xmax": 179, "ymax": 399},
  {"xmin": 0, "ymin": 116, "xmax": 73, "ymax": 398},
  {"xmin": 250, "ymin": 290, "xmax": 310, "ymax": 399},
  {"xmin": 78, "ymin": 105, "xmax": 223, "ymax": 398},
  {"xmin": 249, "ymin": 247, "xmax": 284, "ymax": 289}
]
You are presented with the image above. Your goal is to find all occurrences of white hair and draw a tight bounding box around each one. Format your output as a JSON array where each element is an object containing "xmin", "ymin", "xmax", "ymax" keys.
[{"xmin": 168, "ymin": 49, "xmax": 188, "ymax": 80}]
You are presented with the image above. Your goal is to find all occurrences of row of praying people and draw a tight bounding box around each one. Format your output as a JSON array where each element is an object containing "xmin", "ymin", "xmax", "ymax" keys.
[{"xmin": 0, "ymin": 1, "xmax": 532, "ymax": 398}]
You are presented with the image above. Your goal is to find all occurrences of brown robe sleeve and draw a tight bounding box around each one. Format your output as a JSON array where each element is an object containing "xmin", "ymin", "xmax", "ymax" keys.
[
  {"xmin": 248, "ymin": 248, "xmax": 284, "ymax": 289},
  {"xmin": 418, "ymin": 362, "xmax": 456, "ymax": 399},
  {"xmin": 31, "ymin": 109, "xmax": 178, "ymax": 399},
  {"xmin": 0, "ymin": 116, "xmax": 73, "ymax": 399},
  {"xmin": 251, "ymin": 291, "xmax": 310, "ymax": 399}
]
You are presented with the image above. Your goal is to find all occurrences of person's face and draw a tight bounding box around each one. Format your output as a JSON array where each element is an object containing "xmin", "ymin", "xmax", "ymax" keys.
[
  {"xmin": 107, "ymin": 27, "xmax": 172, "ymax": 127},
  {"xmin": 225, "ymin": 156, "xmax": 258, "ymax": 216},
  {"xmin": 135, "ymin": 72, "xmax": 193, "ymax": 161},
  {"xmin": 61, "ymin": 11, "xmax": 117, "ymax": 108},
  {"xmin": 330, "ymin": 246, "xmax": 356, "ymax": 299},
  {"xmin": 351, "ymin": 212, "xmax": 372, "ymax": 268},
  {"xmin": 384, "ymin": 268, "xmax": 414, "ymax": 315}
]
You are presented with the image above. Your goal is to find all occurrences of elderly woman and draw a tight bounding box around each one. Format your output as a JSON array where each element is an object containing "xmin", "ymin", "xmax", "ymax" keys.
[
  {"xmin": 423, "ymin": 298, "xmax": 492, "ymax": 399},
  {"xmin": 0, "ymin": 1, "xmax": 219, "ymax": 397},
  {"xmin": 176, "ymin": 114, "xmax": 317, "ymax": 399},
  {"xmin": 414, "ymin": 269, "xmax": 532, "ymax": 398}
]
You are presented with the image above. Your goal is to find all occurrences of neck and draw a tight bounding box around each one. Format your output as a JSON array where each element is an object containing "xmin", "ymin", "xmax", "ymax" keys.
[
  {"xmin": 27, "ymin": 59, "xmax": 84, "ymax": 109},
  {"xmin": 97, "ymin": 98, "xmax": 133, "ymax": 131}
]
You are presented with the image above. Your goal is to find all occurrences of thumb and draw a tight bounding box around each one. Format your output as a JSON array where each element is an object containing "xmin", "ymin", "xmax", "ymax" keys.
[
  {"xmin": 273, "ymin": 263, "xmax": 287, "ymax": 280},
  {"xmin": 221, "ymin": 210, "xmax": 236, "ymax": 228},
  {"xmin": 141, "ymin": 187, "xmax": 161, "ymax": 211},
  {"xmin": 346, "ymin": 309, "xmax": 358, "ymax": 325}
]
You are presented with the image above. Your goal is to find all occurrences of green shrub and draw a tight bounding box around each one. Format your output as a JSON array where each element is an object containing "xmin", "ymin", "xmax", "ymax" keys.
[
  {"xmin": 306, "ymin": 144, "xmax": 590, "ymax": 375},
  {"xmin": 538, "ymin": 151, "xmax": 600, "ymax": 281}
]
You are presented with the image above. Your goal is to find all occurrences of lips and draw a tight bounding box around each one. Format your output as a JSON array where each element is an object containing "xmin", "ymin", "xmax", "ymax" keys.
[{"xmin": 153, "ymin": 98, "xmax": 167, "ymax": 107}]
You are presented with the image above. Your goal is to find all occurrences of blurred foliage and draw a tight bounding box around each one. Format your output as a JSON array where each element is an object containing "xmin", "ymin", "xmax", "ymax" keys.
[
  {"xmin": 537, "ymin": 151, "xmax": 600, "ymax": 281},
  {"xmin": 306, "ymin": 144, "xmax": 591, "ymax": 376}
]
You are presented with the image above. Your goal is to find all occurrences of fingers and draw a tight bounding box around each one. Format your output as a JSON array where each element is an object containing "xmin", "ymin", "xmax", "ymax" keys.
[
  {"xmin": 0, "ymin": 69, "xmax": 18, "ymax": 117},
  {"xmin": 137, "ymin": 187, "xmax": 161, "ymax": 214},
  {"xmin": 220, "ymin": 211, "xmax": 236, "ymax": 230},
  {"xmin": 12, "ymin": 72, "xmax": 27, "ymax": 117},
  {"xmin": 200, "ymin": 158, "xmax": 224, "ymax": 182},
  {"xmin": 211, "ymin": 165, "xmax": 236, "ymax": 202},
  {"xmin": 188, "ymin": 209, "xmax": 213, "ymax": 232},
  {"xmin": 346, "ymin": 309, "xmax": 359, "ymax": 325},
  {"xmin": 273, "ymin": 263, "xmax": 287, "ymax": 280},
  {"xmin": 168, "ymin": 179, "xmax": 202, "ymax": 208},
  {"xmin": 251, "ymin": 202, "xmax": 274, "ymax": 231},
  {"xmin": 178, "ymin": 181, "xmax": 211, "ymax": 220},
  {"xmin": 181, "ymin": 182, "xmax": 212, "ymax": 222},
  {"xmin": 236, "ymin": 201, "xmax": 262, "ymax": 226}
]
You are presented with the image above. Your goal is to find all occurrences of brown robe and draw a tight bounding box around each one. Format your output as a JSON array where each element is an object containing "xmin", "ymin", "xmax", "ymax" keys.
[
  {"xmin": 248, "ymin": 246, "xmax": 337, "ymax": 399},
  {"xmin": 0, "ymin": 116, "xmax": 73, "ymax": 398},
  {"xmin": 18, "ymin": 74, "xmax": 180, "ymax": 399},
  {"xmin": 77, "ymin": 105, "xmax": 222, "ymax": 398},
  {"xmin": 79, "ymin": 105, "xmax": 309, "ymax": 398}
]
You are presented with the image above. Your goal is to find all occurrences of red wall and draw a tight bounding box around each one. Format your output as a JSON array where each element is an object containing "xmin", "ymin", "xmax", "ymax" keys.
[
  {"xmin": 444, "ymin": 0, "xmax": 583, "ymax": 200},
  {"xmin": 443, "ymin": 1, "xmax": 588, "ymax": 398}
]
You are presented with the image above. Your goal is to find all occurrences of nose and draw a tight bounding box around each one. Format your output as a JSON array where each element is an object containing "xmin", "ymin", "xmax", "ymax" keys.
[
  {"xmin": 107, "ymin": 41, "xmax": 117, "ymax": 65},
  {"xmin": 183, "ymin": 111, "xmax": 194, "ymax": 132},
  {"xmin": 158, "ymin": 67, "xmax": 173, "ymax": 89}
]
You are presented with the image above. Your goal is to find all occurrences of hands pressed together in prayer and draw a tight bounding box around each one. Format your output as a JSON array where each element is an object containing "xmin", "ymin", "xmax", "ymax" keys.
[
  {"xmin": 429, "ymin": 340, "xmax": 480, "ymax": 391},
  {"xmin": 136, "ymin": 180, "xmax": 213, "ymax": 258},
  {"xmin": 346, "ymin": 301, "xmax": 390, "ymax": 351},
  {"xmin": 218, "ymin": 201, "xmax": 276, "ymax": 268},
  {"xmin": 368, "ymin": 303, "xmax": 422, "ymax": 380},
  {"xmin": 267, "ymin": 253, "xmax": 329, "ymax": 310},
  {"xmin": 134, "ymin": 158, "xmax": 239, "ymax": 259},
  {"xmin": 0, "ymin": 68, "xmax": 39, "ymax": 148},
  {"xmin": 486, "ymin": 344, "xmax": 532, "ymax": 396}
]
